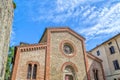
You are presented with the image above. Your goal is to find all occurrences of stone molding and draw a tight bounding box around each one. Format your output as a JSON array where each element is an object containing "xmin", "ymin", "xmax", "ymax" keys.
[
  {"xmin": 59, "ymin": 40, "xmax": 77, "ymax": 58},
  {"xmin": 61, "ymin": 62, "xmax": 78, "ymax": 72},
  {"xmin": 87, "ymin": 53, "xmax": 103, "ymax": 63}
]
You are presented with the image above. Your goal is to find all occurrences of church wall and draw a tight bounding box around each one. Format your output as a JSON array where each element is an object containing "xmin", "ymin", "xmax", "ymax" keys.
[
  {"xmin": 87, "ymin": 56, "xmax": 104, "ymax": 80},
  {"xmin": 49, "ymin": 31, "xmax": 87, "ymax": 80},
  {"xmin": 15, "ymin": 48, "xmax": 46, "ymax": 80}
]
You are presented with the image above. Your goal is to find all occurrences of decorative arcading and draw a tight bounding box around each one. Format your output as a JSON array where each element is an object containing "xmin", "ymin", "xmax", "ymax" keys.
[{"xmin": 20, "ymin": 45, "xmax": 47, "ymax": 52}]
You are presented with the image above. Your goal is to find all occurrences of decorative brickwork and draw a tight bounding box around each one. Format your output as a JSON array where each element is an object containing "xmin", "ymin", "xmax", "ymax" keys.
[{"xmin": 11, "ymin": 28, "xmax": 105, "ymax": 80}]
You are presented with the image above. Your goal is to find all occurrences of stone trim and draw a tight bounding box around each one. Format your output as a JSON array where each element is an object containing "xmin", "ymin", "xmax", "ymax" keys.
[
  {"xmin": 61, "ymin": 62, "xmax": 78, "ymax": 72},
  {"xmin": 60, "ymin": 40, "xmax": 77, "ymax": 58},
  {"xmin": 81, "ymin": 40, "xmax": 91, "ymax": 80},
  {"xmin": 87, "ymin": 53, "xmax": 103, "ymax": 63},
  {"xmin": 45, "ymin": 30, "xmax": 50, "ymax": 80},
  {"xmin": 49, "ymin": 28, "xmax": 85, "ymax": 41}
]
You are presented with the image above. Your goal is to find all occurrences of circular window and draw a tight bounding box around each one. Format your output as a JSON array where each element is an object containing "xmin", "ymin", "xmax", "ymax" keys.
[
  {"xmin": 63, "ymin": 44, "xmax": 73, "ymax": 54},
  {"xmin": 60, "ymin": 40, "xmax": 76, "ymax": 57}
]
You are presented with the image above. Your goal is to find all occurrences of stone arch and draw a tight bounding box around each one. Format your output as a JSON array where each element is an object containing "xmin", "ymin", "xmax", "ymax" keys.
[
  {"xmin": 26, "ymin": 61, "xmax": 40, "ymax": 79},
  {"xmin": 61, "ymin": 62, "xmax": 78, "ymax": 72},
  {"xmin": 61, "ymin": 62, "xmax": 78, "ymax": 80}
]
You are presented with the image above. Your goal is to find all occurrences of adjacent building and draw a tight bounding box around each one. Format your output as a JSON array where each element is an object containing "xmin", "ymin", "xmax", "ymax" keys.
[
  {"xmin": 11, "ymin": 28, "xmax": 105, "ymax": 80},
  {"xmin": 90, "ymin": 33, "xmax": 120, "ymax": 80},
  {"xmin": 0, "ymin": 0, "xmax": 14, "ymax": 79}
]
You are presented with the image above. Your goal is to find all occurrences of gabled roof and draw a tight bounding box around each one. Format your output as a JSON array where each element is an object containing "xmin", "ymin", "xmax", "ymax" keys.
[
  {"xmin": 39, "ymin": 27, "xmax": 85, "ymax": 43},
  {"xmin": 87, "ymin": 52, "xmax": 102, "ymax": 63}
]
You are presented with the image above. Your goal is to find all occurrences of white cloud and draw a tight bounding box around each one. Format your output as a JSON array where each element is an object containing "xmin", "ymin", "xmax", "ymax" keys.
[
  {"xmin": 32, "ymin": 0, "xmax": 106, "ymax": 23},
  {"xmin": 78, "ymin": 3, "xmax": 120, "ymax": 41},
  {"xmin": 56, "ymin": 0, "xmax": 84, "ymax": 12},
  {"xmin": 31, "ymin": 0, "xmax": 120, "ymax": 39}
]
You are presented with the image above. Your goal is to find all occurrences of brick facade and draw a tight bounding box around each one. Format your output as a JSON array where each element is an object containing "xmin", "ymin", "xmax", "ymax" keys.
[{"xmin": 11, "ymin": 28, "xmax": 105, "ymax": 80}]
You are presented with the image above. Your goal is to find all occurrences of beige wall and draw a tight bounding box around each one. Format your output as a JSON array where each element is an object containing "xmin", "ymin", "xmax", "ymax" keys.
[
  {"xmin": 105, "ymin": 36, "xmax": 120, "ymax": 80},
  {"xmin": 90, "ymin": 47, "xmax": 111, "ymax": 78},
  {"xmin": 91, "ymin": 34, "xmax": 120, "ymax": 80},
  {"xmin": 50, "ymin": 32, "xmax": 87, "ymax": 80}
]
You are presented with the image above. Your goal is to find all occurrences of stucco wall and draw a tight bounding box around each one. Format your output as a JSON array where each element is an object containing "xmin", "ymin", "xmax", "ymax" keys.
[
  {"xmin": 104, "ymin": 36, "xmax": 120, "ymax": 80},
  {"xmin": 91, "ymin": 35, "xmax": 120, "ymax": 80}
]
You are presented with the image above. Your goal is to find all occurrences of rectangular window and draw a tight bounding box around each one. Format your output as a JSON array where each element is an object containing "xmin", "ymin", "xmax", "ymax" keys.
[
  {"xmin": 27, "ymin": 64, "xmax": 32, "ymax": 79},
  {"xmin": 97, "ymin": 50, "xmax": 100, "ymax": 56},
  {"xmin": 32, "ymin": 64, "xmax": 37, "ymax": 79},
  {"xmin": 113, "ymin": 60, "xmax": 120, "ymax": 70},
  {"xmin": 109, "ymin": 46, "xmax": 115, "ymax": 54}
]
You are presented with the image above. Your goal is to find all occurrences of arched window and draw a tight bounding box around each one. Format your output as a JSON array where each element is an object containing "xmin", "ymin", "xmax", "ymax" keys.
[
  {"xmin": 32, "ymin": 64, "xmax": 37, "ymax": 79},
  {"xmin": 64, "ymin": 65, "xmax": 76, "ymax": 80},
  {"xmin": 27, "ymin": 64, "xmax": 32, "ymax": 79},
  {"xmin": 27, "ymin": 63, "xmax": 38, "ymax": 79}
]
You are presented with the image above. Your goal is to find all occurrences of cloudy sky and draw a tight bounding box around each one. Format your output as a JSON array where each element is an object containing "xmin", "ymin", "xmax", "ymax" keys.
[{"xmin": 12, "ymin": 0, "xmax": 120, "ymax": 50}]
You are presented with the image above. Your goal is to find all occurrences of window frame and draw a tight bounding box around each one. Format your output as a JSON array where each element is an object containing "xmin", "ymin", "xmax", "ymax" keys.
[
  {"xmin": 96, "ymin": 50, "xmax": 100, "ymax": 56},
  {"xmin": 32, "ymin": 64, "xmax": 37, "ymax": 79},
  {"xmin": 109, "ymin": 46, "xmax": 115, "ymax": 54},
  {"xmin": 27, "ymin": 64, "xmax": 32, "ymax": 79},
  {"xmin": 113, "ymin": 60, "xmax": 120, "ymax": 70},
  {"xmin": 26, "ymin": 62, "xmax": 39, "ymax": 80}
]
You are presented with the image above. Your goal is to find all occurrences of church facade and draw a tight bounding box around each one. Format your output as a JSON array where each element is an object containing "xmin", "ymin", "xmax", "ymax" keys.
[{"xmin": 11, "ymin": 28, "xmax": 105, "ymax": 80}]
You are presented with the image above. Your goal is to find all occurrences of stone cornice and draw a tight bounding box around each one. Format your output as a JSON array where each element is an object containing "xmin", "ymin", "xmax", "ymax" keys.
[{"xmin": 17, "ymin": 43, "xmax": 47, "ymax": 52}]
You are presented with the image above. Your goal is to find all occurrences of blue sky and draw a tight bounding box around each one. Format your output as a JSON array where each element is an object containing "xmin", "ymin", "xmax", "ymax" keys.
[{"xmin": 11, "ymin": 0, "xmax": 120, "ymax": 51}]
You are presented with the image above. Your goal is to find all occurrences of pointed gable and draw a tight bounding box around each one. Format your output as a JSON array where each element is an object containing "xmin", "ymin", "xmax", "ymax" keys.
[{"xmin": 39, "ymin": 27, "xmax": 85, "ymax": 43}]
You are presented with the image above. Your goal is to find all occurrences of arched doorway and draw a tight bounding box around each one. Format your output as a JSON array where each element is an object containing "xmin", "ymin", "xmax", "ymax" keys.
[{"xmin": 64, "ymin": 65, "xmax": 76, "ymax": 80}]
